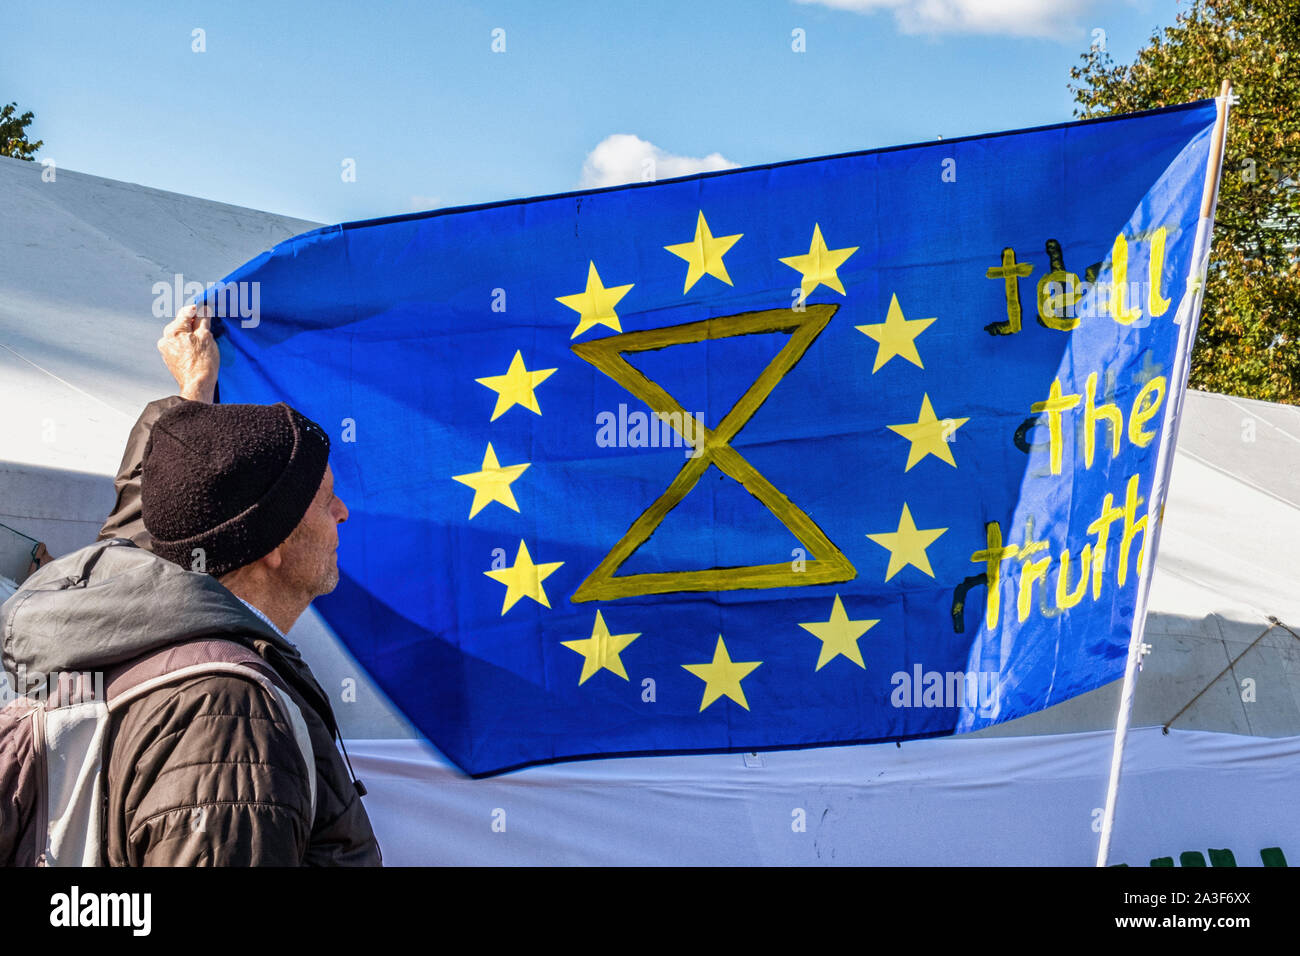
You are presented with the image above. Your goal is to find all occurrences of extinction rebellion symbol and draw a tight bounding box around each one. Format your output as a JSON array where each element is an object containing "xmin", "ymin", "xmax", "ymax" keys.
[{"xmin": 569, "ymin": 303, "xmax": 857, "ymax": 602}]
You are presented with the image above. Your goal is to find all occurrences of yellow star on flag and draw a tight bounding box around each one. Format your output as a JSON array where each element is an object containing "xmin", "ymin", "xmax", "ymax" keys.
[
  {"xmin": 556, "ymin": 261, "xmax": 634, "ymax": 340},
  {"xmin": 866, "ymin": 504, "xmax": 948, "ymax": 581},
  {"xmin": 452, "ymin": 443, "xmax": 530, "ymax": 518},
  {"xmin": 475, "ymin": 350, "xmax": 557, "ymax": 421},
  {"xmin": 561, "ymin": 611, "xmax": 641, "ymax": 685},
  {"xmin": 483, "ymin": 539, "xmax": 564, "ymax": 615},
  {"xmin": 664, "ymin": 211, "xmax": 742, "ymax": 293},
  {"xmin": 855, "ymin": 294, "xmax": 936, "ymax": 372},
  {"xmin": 886, "ymin": 394, "xmax": 970, "ymax": 471},
  {"xmin": 681, "ymin": 636, "xmax": 762, "ymax": 712},
  {"xmin": 779, "ymin": 223, "xmax": 858, "ymax": 303},
  {"xmin": 797, "ymin": 595, "xmax": 878, "ymax": 671}
]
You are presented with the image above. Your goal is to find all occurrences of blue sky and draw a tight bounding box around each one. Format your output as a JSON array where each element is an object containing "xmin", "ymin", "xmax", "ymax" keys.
[{"xmin": 2, "ymin": 0, "xmax": 1184, "ymax": 224}]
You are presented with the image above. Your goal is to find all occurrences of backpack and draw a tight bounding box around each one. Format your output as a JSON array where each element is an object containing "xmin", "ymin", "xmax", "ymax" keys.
[{"xmin": 0, "ymin": 638, "xmax": 316, "ymax": 866}]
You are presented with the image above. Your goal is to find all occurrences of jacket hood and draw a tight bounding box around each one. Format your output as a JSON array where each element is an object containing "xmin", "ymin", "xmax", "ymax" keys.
[{"xmin": 0, "ymin": 537, "xmax": 282, "ymax": 681}]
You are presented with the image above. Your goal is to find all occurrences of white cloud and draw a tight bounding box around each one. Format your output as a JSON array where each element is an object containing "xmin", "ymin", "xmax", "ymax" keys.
[
  {"xmin": 580, "ymin": 134, "xmax": 740, "ymax": 188},
  {"xmin": 794, "ymin": 0, "xmax": 1093, "ymax": 39},
  {"xmin": 408, "ymin": 195, "xmax": 442, "ymax": 211}
]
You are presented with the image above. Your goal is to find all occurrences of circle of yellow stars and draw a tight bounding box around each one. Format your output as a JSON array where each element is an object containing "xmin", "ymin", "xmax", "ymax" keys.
[{"xmin": 457, "ymin": 206, "xmax": 970, "ymax": 714}]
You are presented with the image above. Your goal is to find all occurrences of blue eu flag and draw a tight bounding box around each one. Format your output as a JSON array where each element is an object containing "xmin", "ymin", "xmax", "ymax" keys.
[{"xmin": 209, "ymin": 101, "xmax": 1220, "ymax": 775}]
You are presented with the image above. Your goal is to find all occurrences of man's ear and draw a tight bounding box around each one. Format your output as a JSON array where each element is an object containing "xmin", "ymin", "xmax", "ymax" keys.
[{"xmin": 260, "ymin": 545, "xmax": 284, "ymax": 572}]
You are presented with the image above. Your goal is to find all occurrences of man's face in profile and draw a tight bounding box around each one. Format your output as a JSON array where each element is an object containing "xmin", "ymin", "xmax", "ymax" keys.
[{"xmin": 279, "ymin": 464, "xmax": 348, "ymax": 599}]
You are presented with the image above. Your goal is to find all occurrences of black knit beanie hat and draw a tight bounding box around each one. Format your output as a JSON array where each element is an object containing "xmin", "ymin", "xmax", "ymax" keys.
[{"xmin": 141, "ymin": 401, "xmax": 331, "ymax": 577}]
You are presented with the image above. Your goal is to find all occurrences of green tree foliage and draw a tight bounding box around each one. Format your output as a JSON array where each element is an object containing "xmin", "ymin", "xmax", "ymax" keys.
[
  {"xmin": 1071, "ymin": 0, "xmax": 1299, "ymax": 405},
  {"xmin": 0, "ymin": 102, "xmax": 42, "ymax": 161}
]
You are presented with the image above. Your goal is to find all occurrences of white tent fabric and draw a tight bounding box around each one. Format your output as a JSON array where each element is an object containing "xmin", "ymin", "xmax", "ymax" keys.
[
  {"xmin": 3, "ymin": 154, "xmax": 1298, "ymax": 865},
  {"xmin": 348, "ymin": 727, "xmax": 1298, "ymax": 865}
]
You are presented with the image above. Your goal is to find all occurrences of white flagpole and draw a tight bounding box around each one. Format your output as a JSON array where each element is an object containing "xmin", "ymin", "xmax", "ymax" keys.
[{"xmin": 1095, "ymin": 80, "xmax": 1231, "ymax": 867}]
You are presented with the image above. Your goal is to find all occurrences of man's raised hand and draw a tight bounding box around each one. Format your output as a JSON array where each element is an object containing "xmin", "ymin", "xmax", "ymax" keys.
[{"xmin": 158, "ymin": 304, "xmax": 219, "ymax": 403}]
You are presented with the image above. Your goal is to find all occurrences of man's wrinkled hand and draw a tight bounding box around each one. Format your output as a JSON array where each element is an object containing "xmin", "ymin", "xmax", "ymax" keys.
[{"xmin": 158, "ymin": 304, "xmax": 219, "ymax": 403}]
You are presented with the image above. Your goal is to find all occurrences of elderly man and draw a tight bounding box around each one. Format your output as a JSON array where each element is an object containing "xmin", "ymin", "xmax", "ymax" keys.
[{"xmin": 5, "ymin": 305, "xmax": 381, "ymax": 865}]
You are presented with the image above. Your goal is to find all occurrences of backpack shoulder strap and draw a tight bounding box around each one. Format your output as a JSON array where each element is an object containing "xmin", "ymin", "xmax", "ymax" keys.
[
  {"xmin": 0, "ymin": 697, "xmax": 42, "ymax": 866},
  {"xmin": 105, "ymin": 639, "xmax": 317, "ymax": 822},
  {"xmin": 105, "ymin": 638, "xmax": 282, "ymax": 699}
]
